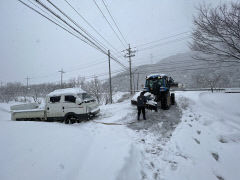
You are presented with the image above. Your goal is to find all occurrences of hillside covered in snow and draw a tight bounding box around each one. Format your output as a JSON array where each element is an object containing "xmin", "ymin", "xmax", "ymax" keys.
[{"xmin": 110, "ymin": 52, "xmax": 240, "ymax": 91}]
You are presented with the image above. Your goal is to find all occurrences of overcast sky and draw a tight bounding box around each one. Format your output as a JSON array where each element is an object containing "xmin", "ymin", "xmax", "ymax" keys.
[{"xmin": 0, "ymin": 0, "xmax": 229, "ymax": 85}]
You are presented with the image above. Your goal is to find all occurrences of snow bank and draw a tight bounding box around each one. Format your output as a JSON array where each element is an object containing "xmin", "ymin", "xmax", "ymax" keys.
[
  {"xmin": 112, "ymin": 91, "xmax": 128, "ymax": 103},
  {"xmin": 161, "ymin": 92, "xmax": 240, "ymax": 180}
]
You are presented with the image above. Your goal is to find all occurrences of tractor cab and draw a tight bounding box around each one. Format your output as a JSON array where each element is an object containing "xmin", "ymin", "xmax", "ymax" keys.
[
  {"xmin": 131, "ymin": 73, "xmax": 177, "ymax": 110},
  {"xmin": 144, "ymin": 74, "xmax": 173, "ymax": 95}
]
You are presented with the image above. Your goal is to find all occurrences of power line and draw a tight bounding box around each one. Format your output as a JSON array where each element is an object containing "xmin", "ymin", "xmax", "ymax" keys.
[
  {"xmin": 18, "ymin": 0, "xmax": 195, "ymax": 87},
  {"xmin": 132, "ymin": 58, "xmax": 217, "ymax": 69},
  {"xmin": 135, "ymin": 62, "xmax": 220, "ymax": 73},
  {"xmin": 66, "ymin": 59, "xmax": 107, "ymax": 73},
  {"xmin": 33, "ymin": 0, "xmax": 107, "ymax": 55},
  {"xmin": 137, "ymin": 64, "xmax": 240, "ymax": 74},
  {"xmin": 101, "ymin": 0, "xmax": 128, "ymax": 45},
  {"xmin": 92, "ymin": 0, "xmax": 127, "ymax": 48},
  {"xmin": 63, "ymin": 0, "xmax": 119, "ymax": 53},
  {"xmin": 27, "ymin": 0, "xmax": 71, "ymax": 31},
  {"xmin": 30, "ymin": 56, "xmax": 120, "ymax": 80},
  {"xmin": 137, "ymin": 36, "xmax": 191, "ymax": 52},
  {"xmin": 106, "ymin": 63, "xmax": 240, "ymax": 81},
  {"xmin": 28, "ymin": 0, "xmax": 106, "ymax": 53},
  {"xmin": 110, "ymin": 54, "xmax": 128, "ymax": 69},
  {"xmin": 134, "ymin": 31, "xmax": 190, "ymax": 47},
  {"xmin": 42, "ymin": 0, "xmax": 128, "ymax": 70},
  {"xmin": 43, "ymin": 0, "xmax": 108, "ymax": 53},
  {"xmin": 83, "ymin": 69, "xmax": 126, "ymax": 80},
  {"xmin": 132, "ymin": 53, "xmax": 187, "ymax": 64},
  {"xmin": 18, "ymin": 0, "xmax": 131, "ymax": 82},
  {"xmin": 131, "ymin": 58, "xmax": 228, "ymax": 72},
  {"xmin": 17, "ymin": 0, "xmax": 91, "ymax": 45},
  {"xmin": 45, "ymin": 0, "xmax": 110, "ymax": 52},
  {"xmin": 63, "ymin": 0, "xmax": 127, "ymax": 65},
  {"xmin": 23, "ymin": 0, "xmax": 119, "ymax": 64}
]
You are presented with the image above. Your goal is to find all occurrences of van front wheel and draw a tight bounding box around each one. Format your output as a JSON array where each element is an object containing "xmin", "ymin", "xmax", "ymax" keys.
[{"xmin": 65, "ymin": 115, "xmax": 77, "ymax": 124}]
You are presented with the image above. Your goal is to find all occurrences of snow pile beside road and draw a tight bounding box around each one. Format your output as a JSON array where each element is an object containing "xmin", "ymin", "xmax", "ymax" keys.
[
  {"xmin": 112, "ymin": 91, "xmax": 131, "ymax": 103},
  {"xmin": 160, "ymin": 92, "xmax": 240, "ymax": 180}
]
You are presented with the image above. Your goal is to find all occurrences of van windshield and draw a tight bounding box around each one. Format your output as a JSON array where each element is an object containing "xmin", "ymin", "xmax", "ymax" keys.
[{"xmin": 82, "ymin": 93, "xmax": 92, "ymax": 100}]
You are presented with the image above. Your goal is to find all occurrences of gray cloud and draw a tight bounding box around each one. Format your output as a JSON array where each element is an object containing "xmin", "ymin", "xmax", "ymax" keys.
[{"xmin": 0, "ymin": 0, "xmax": 229, "ymax": 84}]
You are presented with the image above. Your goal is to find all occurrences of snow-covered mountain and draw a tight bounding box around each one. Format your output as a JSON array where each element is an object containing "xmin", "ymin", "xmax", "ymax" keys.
[{"xmin": 110, "ymin": 51, "xmax": 240, "ymax": 91}]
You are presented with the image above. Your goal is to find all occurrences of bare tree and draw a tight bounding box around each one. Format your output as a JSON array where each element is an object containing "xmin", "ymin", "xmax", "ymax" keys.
[
  {"xmin": 191, "ymin": 70, "xmax": 228, "ymax": 92},
  {"xmin": 76, "ymin": 76, "xmax": 86, "ymax": 89},
  {"xmin": 190, "ymin": 2, "xmax": 240, "ymax": 63},
  {"xmin": 85, "ymin": 76, "xmax": 103, "ymax": 104},
  {"xmin": 31, "ymin": 87, "xmax": 41, "ymax": 103}
]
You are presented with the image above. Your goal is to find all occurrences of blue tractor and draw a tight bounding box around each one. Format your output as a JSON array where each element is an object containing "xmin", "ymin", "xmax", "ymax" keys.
[{"xmin": 131, "ymin": 74, "xmax": 178, "ymax": 110}]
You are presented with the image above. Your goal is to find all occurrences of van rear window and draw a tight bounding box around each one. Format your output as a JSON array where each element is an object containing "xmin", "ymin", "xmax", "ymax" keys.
[{"xmin": 50, "ymin": 96, "xmax": 61, "ymax": 103}]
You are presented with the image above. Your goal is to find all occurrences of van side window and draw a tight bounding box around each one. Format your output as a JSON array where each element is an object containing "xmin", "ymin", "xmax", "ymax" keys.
[
  {"xmin": 65, "ymin": 95, "xmax": 76, "ymax": 103},
  {"xmin": 50, "ymin": 96, "xmax": 61, "ymax": 103}
]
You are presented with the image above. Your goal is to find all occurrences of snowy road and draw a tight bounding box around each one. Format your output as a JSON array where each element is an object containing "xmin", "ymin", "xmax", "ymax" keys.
[
  {"xmin": 0, "ymin": 101, "xmax": 140, "ymax": 180},
  {"xmin": 0, "ymin": 92, "xmax": 240, "ymax": 180}
]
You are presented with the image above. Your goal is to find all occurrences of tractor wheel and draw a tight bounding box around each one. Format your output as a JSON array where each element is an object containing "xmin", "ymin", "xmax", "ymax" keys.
[
  {"xmin": 161, "ymin": 91, "xmax": 171, "ymax": 110},
  {"xmin": 171, "ymin": 93, "xmax": 175, "ymax": 105}
]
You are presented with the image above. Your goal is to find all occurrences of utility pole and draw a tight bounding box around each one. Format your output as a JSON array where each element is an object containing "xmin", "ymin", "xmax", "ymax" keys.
[
  {"xmin": 133, "ymin": 69, "xmax": 138, "ymax": 93},
  {"xmin": 25, "ymin": 76, "xmax": 31, "ymax": 90},
  {"xmin": 25, "ymin": 76, "xmax": 30, "ymax": 102},
  {"xmin": 58, "ymin": 68, "xmax": 65, "ymax": 88},
  {"xmin": 124, "ymin": 44, "xmax": 136, "ymax": 94},
  {"xmin": 108, "ymin": 50, "xmax": 113, "ymax": 104},
  {"xmin": 132, "ymin": 72, "xmax": 135, "ymax": 93},
  {"xmin": 137, "ymin": 72, "xmax": 139, "ymax": 91}
]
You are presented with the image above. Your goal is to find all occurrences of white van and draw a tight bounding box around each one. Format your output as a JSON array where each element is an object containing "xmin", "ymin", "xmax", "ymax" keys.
[{"xmin": 11, "ymin": 88, "xmax": 100, "ymax": 123}]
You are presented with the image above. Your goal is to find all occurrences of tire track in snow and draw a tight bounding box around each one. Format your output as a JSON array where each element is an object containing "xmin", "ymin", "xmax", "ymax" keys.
[{"xmin": 126, "ymin": 101, "xmax": 182, "ymax": 180}]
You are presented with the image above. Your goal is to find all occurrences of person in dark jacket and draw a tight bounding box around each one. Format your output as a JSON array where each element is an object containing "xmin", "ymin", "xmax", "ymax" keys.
[{"xmin": 137, "ymin": 92, "xmax": 147, "ymax": 120}]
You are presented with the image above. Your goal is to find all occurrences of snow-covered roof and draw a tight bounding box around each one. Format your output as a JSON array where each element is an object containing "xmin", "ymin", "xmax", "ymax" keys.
[
  {"xmin": 47, "ymin": 88, "xmax": 86, "ymax": 97},
  {"xmin": 146, "ymin": 74, "xmax": 167, "ymax": 79}
]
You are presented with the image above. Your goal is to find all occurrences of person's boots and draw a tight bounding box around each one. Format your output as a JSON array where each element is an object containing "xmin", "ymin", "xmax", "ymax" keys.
[{"xmin": 137, "ymin": 116, "xmax": 140, "ymax": 120}]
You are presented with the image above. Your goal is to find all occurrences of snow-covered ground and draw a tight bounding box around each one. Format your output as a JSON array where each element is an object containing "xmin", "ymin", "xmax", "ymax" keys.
[{"xmin": 0, "ymin": 91, "xmax": 239, "ymax": 180}]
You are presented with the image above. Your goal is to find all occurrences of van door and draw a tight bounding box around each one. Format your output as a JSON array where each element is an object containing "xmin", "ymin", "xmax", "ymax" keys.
[
  {"xmin": 63, "ymin": 95, "xmax": 85, "ymax": 115},
  {"xmin": 46, "ymin": 96, "xmax": 64, "ymax": 118}
]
